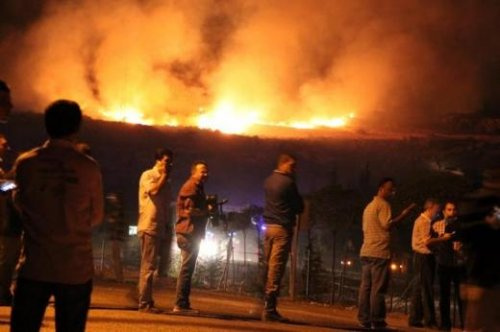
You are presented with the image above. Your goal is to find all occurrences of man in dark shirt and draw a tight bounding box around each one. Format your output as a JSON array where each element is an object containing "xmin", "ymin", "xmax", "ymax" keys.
[
  {"xmin": 173, "ymin": 161, "xmax": 210, "ymax": 313},
  {"xmin": 262, "ymin": 153, "xmax": 303, "ymax": 321},
  {"xmin": 430, "ymin": 202, "xmax": 464, "ymax": 330}
]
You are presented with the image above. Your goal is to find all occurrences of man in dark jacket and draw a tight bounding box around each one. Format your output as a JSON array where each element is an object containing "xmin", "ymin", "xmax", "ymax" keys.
[{"xmin": 262, "ymin": 153, "xmax": 303, "ymax": 321}]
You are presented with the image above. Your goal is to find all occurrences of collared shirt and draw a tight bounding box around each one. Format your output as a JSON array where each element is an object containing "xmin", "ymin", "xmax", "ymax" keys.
[
  {"xmin": 13, "ymin": 139, "xmax": 104, "ymax": 284},
  {"xmin": 412, "ymin": 213, "xmax": 432, "ymax": 254},
  {"xmin": 360, "ymin": 196, "xmax": 392, "ymax": 259},
  {"xmin": 431, "ymin": 218, "xmax": 461, "ymax": 266},
  {"xmin": 137, "ymin": 167, "xmax": 171, "ymax": 237},
  {"xmin": 175, "ymin": 177, "xmax": 207, "ymax": 238},
  {"xmin": 263, "ymin": 171, "xmax": 304, "ymax": 228}
]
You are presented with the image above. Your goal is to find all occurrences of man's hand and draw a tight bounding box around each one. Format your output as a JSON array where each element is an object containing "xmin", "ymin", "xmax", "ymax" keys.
[{"xmin": 441, "ymin": 233, "xmax": 453, "ymax": 241}]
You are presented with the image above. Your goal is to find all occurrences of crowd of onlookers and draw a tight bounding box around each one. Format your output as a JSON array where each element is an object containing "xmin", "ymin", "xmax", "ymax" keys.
[{"xmin": 358, "ymin": 177, "xmax": 500, "ymax": 331}]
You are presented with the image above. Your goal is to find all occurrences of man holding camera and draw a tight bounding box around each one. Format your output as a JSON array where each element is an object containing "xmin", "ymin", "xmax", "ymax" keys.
[
  {"xmin": 137, "ymin": 148, "xmax": 173, "ymax": 313},
  {"xmin": 173, "ymin": 161, "xmax": 211, "ymax": 314},
  {"xmin": 262, "ymin": 153, "xmax": 304, "ymax": 322}
]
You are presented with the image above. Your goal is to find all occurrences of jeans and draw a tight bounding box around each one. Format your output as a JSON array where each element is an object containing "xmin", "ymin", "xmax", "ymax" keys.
[
  {"xmin": 138, "ymin": 233, "xmax": 160, "ymax": 307},
  {"xmin": 10, "ymin": 278, "xmax": 92, "ymax": 332},
  {"xmin": 175, "ymin": 234, "xmax": 200, "ymax": 308},
  {"xmin": 262, "ymin": 224, "xmax": 292, "ymax": 310},
  {"xmin": 357, "ymin": 256, "xmax": 390, "ymax": 325},
  {"xmin": 409, "ymin": 253, "xmax": 436, "ymax": 326},
  {"xmin": 437, "ymin": 264, "xmax": 464, "ymax": 329},
  {"xmin": 0, "ymin": 235, "xmax": 21, "ymax": 301}
]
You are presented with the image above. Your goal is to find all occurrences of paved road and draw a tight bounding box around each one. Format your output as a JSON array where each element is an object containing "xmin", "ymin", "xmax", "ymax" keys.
[{"xmin": 0, "ymin": 280, "xmax": 456, "ymax": 331}]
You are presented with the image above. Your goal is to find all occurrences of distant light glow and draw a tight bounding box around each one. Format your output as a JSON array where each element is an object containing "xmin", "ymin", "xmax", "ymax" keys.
[{"xmin": 199, "ymin": 231, "xmax": 220, "ymax": 259}]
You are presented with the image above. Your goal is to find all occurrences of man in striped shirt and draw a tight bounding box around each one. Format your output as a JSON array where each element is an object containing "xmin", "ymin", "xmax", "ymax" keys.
[{"xmin": 358, "ymin": 178, "xmax": 415, "ymax": 329}]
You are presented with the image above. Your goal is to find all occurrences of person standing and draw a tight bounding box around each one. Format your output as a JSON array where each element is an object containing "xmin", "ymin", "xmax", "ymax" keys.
[
  {"xmin": 261, "ymin": 153, "xmax": 304, "ymax": 322},
  {"xmin": 0, "ymin": 80, "xmax": 19, "ymax": 306},
  {"xmin": 409, "ymin": 198, "xmax": 445, "ymax": 328},
  {"xmin": 430, "ymin": 201, "xmax": 464, "ymax": 330},
  {"xmin": 358, "ymin": 178, "xmax": 415, "ymax": 329},
  {"xmin": 10, "ymin": 100, "xmax": 104, "ymax": 332},
  {"xmin": 137, "ymin": 148, "xmax": 173, "ymax": 313},
  {"xmin": 105, "ymin": 193, "xmax": 127, "ymax": 283},
  {"xmin": 0, "ymin": 134, "xmax": 22, "ymax": 305},
  {"xmin": 173, "ymin": 161, "xmax": 211, "ymax": 313}
]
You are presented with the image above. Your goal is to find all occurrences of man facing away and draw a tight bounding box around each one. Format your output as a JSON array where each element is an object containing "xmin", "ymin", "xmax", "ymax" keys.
[
  {"xmin": 10, "ymin": 100, "xmax": 104, "ymax": 332},
  {"xmin": 173, "ymin": 161, "xmax": 210, "ymax": 313},
  {"xmin": 358, "ymin": 178, "xmax": 415, "ymax": 329},
  {"xmin": 137, "ymin": 148, "xmax": 173, "ymax": 313},
  {"xmin": 262, "ymin": 153, "xmax": 304, "ymax": 322},
  {"xmin": 409, "ymin": 198, "xmax": 452, "ymax": 328},
  {"xmin": 430, "ymin": 201, "xmax": 464, "ymax": 330}
]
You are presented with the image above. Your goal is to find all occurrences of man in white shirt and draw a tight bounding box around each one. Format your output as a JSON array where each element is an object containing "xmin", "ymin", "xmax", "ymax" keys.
[
  {"xmin": 409, "ymin": 198, "xmax": 447, "ymax": 328},
  {"xmin": 137, "ymin": 148, "xmax": 173, "ymax": 313}
]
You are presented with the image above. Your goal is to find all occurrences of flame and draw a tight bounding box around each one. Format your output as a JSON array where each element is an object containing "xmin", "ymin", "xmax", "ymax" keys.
[
  {"xmin": 100, "ymin": 105, "xmax": 153, "ymax": 125},
  {"xmin": 197, "ymin": 100, "xmax": 261, "ymax": 134},
  {"xmin": 98, "ymin": 101, "xmax": 354, "ymax": 135}
]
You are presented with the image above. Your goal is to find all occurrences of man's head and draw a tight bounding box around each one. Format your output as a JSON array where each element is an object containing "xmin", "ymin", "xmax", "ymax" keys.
[
  {"xmin": 377, "ymin": 177, "xmax": 395, "ymax": 199},
  {"xmin": 276, "ymin": 153, "xmax": 297, "ymax": 176},
  {"xmin": 44, "ymin": 100, "xmax": 82, "ymax": 139},
  {"xmin": 191, "ymin": 161, "xmax": 209, "ymax": 183},
  {"xmin": 0, "ymin": 80, "xmax": 13, "ymax": 122},
  {"xmin": 154, "ymin": 148, "xmax": 173, "ymax": 172},
  {"xmin": 423, "ymin": 198, "xmax": 441, "ymax": 218},
  {"xmin": 0, "ymin": 134, "xmax": 8, "ymax": 158},
  {"xmin": 443, "ymin": 201, "xmax": 458, "ymax": 219}
]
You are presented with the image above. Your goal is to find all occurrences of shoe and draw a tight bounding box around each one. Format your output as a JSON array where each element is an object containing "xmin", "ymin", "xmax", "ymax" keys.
[
  {"xmin": 371, "ymin": 321, "xmax": 388, "ymax": 330},
  {"xmin": 358, "ymin": 322, "xmax": 371, "ymax": 329},
  {"xmin": 172, "ymin": 305, "xmax": 199, "ymax": 314},
  {"xmin": 261, "ymin": 310, "xmax": 289, "ymax": 322},
  {"xmin": 138, "ymin": 305, "xmax": 164, "ymax": 314}
]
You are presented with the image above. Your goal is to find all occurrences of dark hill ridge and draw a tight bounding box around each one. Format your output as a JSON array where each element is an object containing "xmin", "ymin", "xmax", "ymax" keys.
[{"xmin": 2, "ymin": 112, "xmax": 499, "ymax": 225}]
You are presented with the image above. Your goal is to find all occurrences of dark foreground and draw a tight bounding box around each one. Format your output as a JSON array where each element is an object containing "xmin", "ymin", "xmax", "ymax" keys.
[{"xmin": 0, "ymin": 280, "xmax": 462, "ymax": 331}]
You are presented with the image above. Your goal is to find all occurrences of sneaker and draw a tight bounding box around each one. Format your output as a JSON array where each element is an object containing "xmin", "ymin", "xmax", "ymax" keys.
[
  {"xmin": 172, "ymin": 305, "xmax": 199, "ymax": 314},
  {"xmin": 138, "ymin": 305, "xmax": 164, "ymax": 314},
  {"xmin": 261, "ymin": 310, "xmax": 289, "ymax": 322}
]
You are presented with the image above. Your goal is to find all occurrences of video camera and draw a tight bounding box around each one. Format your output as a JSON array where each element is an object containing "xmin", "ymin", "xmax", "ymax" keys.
[{"xmin": 206, "ymin": 194, "xmax": 228, "ymax": 228}]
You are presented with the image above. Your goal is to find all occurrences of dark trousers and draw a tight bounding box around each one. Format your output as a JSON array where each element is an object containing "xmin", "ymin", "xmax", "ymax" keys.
[
  {"xmin": 138, "ymin": 233, "xmax": 160, "ymax": 307},
  {"xmin": 175, "ymin": 234, "xmax": 200, "ymax": 308},
  {"xmin": 0, "ymin": 235, "xmax": 21, "ymax": 301},
  {"xmin": 10, "ymin": 277, "xmax": 92, "ymax": 332},
  {"xmin": 437, "ymin": 264, "xmax": 464, "ymax": 329},
  {"xmin": 409, "ymin": 253, "xmax": 436, "ymax": 326},
  {"xmin": 262, "ymin": 225, "xmax": 292, "ymax": 311},
  {"xmin": 357, "ymin": 257, "xmax": 390, "ymax": 325}
]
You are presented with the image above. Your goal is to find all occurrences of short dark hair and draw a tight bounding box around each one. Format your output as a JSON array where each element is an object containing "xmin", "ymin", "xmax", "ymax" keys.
[
  {"xmin": 378, "ymin": 177, "xmax": 394, "ymax": 189},
  {"xmin": 44, "ymin": 100, "xmax": 82, "ymax": 139},
  {"xmin": 423, "ymin": 198, "xmax": 440, "ymax": 211},
  {"xmin": 276, "ymin": 153, "xmax": 296, "ymax": 168},
  {"xmin": 0, "ymin": 80, "xmax": 9, "ymax": 93},
  {"xmin": 191, "ymin": 160, "xmax": 208, "ymax": 172},
  {"xmin": 154, "ymin": 148, "xmax": 173, "ymax": 161}
]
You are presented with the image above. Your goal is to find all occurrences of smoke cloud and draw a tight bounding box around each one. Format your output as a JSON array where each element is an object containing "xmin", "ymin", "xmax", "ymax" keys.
[{"xmin": 1, "ymin": 0, "xmax": 499, "ymax": 130}]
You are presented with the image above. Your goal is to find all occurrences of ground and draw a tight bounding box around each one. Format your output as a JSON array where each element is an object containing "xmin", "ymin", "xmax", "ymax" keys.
[{"xmin": 0, "ymin": 280, "xmax": 463, "ymax": 331}]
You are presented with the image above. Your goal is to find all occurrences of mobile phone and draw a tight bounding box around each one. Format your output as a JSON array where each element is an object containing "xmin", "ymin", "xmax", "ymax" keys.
[{"xmin": 0, "ymin": 180, "xmax": 17, "ymax": 192}]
